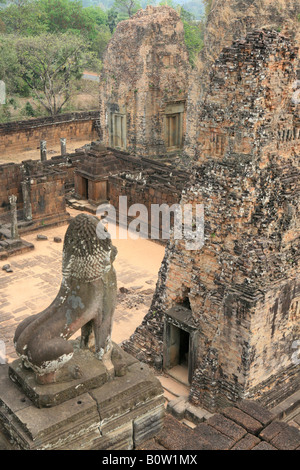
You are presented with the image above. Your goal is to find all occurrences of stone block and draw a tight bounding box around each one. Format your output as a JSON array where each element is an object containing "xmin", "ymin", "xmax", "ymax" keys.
[
  {"xmin": 36, "ymin": 234, "xmax": 48, "ymax": 240},
  {"xmin": 167, "ymin": 396, "xmax": 188, "ymax": 420},
  {"xmin": 236, "ymin": 400, "xmax": 274, "ymax": 426},
  {"xmin": 231, "ymin": 433, "xmax": 261, "ymax": 450},
  {"xmin": 259, "ymin": 420, "xmax": 288, "ymax": 442},
  {"xmin": 268, "ymin": 423, "xmax": 300, "ymax": 450},
  {"xmin": 156, "ymin": 414, "xmax": 197, "ymax": 451},
  {"xmin": 91, "ymin": 421, "xmax": 134, "ymax": 451},
  {"xmin": 0, "ymin": 347, "xmax": 165, "ymax": 450},
  {"xmin": 185, "ymin": 403, "xmax": 212, "ymax": 424},
  {"xmin": 222, "ymin": 407, "xmax": 264, "ymax": 435},
  {"xmin": 193, "ymin": 422, "xmax": 235, "ymax": 450},
  {"xmin": 90, "ymin": 361, "xmax": 164, "ymax": 431},
  {"xmin": 252, "ymin": 441, "xmax": 278, "ymax": 450},
  {"xmin": 8, "ymin": 344, "xmax": 109, "ymax": 408},
  {"xmin": 133, "ymin": 404, "xmax": 165, "ymax": 447},
  {"xmin": 206, "ymin": 413, "xmax": 247, "ymax": 441}
]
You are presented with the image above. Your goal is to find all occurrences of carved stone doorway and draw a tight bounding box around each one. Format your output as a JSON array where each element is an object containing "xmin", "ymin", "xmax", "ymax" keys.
[{"xmin": 164, "ymin": 312, "xmax": 197, "ymax": 386}]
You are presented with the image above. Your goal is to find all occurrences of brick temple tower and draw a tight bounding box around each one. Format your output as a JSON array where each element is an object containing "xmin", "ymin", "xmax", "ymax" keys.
[
  {"xmin": 123, "ymin": 30, "xmax": 300, "ymax": 412},
  {"xmin": 99, "ymin": 6, "xmax": 190, "ymax": 157}
]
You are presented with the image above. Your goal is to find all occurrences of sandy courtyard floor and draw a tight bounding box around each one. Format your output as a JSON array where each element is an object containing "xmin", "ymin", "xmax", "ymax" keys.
[
  {"xmin": 0, "ymin": 139, "xmax": 91, "ymax": 165},
  {"xmin": 0, "ymin": 207, "xmax": 165, "ymax": 364}
]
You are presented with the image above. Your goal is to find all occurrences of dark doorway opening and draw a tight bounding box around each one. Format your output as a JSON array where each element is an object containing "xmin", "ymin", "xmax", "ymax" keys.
[
  {"xmin": 82, "ymin": 177, "xmax": 89, "ymax": 199},
  {"xmin": 166, "ymin": 323, "xmax": 191, "ymax": 385},
  {"xmin": 179, "ymin": 328, "xmax": 189, "ymax": 367},
  {"xmin": 181, "ymin": 296, "xmax": 191, "ymax": 310}
]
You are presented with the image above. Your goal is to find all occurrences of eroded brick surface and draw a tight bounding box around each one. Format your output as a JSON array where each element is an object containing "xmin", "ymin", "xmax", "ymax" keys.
[
  {"xmin": 206, "ymin": 413, "xmax": 247, "ymax": 441},
  {"xmin": 138, "ymin": 400, "xmax": 300, "ymax": 450},
  {"xmin": 99, "ymin": 6, "xmax": 190, "ymax": 157},
  {"xmin": 222, "ymin": 407, "xmax": 264, "ymax": 435},
  {"xmin": 124, "ymin": 28, "xmax": 300, "ymax": 412}
]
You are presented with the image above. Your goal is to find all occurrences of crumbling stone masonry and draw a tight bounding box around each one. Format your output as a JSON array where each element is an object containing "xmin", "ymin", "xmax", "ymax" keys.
[
  {"xmin": 184, "ymin": 0, "xmax": 300, "ymax": 159},
  {"xmin": 99, "ymin": 6, "xmax": 191, "ymax": 157},
  {"xmin": 72, "ymin": 143, "xmax": 188, "ymax": 239},
  {"xmin": 20, "ymin": 160, "xmax": 69, "ymax": 226},
  {"xmin": 0, "ymin": 151, "xmax": 86, "ymax": 243},
  {"xmin": 123, "ymin": 30, "xmax": 300, "ymax": 412}
]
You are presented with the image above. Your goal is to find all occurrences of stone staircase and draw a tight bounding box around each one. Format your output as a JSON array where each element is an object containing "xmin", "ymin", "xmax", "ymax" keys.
[{"xmin": 156, "ymin": 372, "xmax": 214, "ymax": 428}]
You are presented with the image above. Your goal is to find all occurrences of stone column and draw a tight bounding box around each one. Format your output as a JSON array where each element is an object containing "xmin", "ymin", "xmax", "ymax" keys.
[
  {"xmin": 60, "ymin": 138, "xmax": 67, "ymax": 156},
  {"xmin": 21, "ymin": 181, "xmax": 32, "ymax": 221},
  {"xmin": 9, "ymin": 195, "xmax": 19, "ymax": 240},
  {"xmin": 40, "ymin": 140, "xmax": 47, "ymax": 162}
]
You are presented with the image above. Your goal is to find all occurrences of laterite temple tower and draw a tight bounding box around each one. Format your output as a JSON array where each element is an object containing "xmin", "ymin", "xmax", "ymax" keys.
[{"xmin": 124, "ymin": 29, "xmax": 300, "ymax": 412}]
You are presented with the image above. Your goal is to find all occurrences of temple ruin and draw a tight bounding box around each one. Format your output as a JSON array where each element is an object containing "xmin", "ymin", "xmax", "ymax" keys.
[
  {"xmin": 123, "ymin": 27, "xmax": 300, "ymax": 413},
  {"xmin": 99, "ymin": 6, "xmax": 190, "ymax": 157},
  {"xmin": 0, "ymin": 2, "xmax": 299, "ymax": 450}
]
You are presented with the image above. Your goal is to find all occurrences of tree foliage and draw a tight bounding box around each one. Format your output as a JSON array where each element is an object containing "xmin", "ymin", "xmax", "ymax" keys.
[
  {"xmin": 0, "ymin": 1, "xmax": 48, "ymax": 35},
  {"xmin": 113, "ymin": 0, "xmax": 141, "ymax": 18},
  {"xmin": 0, "ymin": 0, "xmax": 207, "ymax": 118},
  {"xmin": 13, "ymin": 32, "xmax": 91, "ymax": 115}
]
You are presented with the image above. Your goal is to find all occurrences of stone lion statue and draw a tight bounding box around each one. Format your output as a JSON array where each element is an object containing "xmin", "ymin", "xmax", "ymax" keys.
[{"xmin": 13, "ymin": 213, "xmax": 117, "ymax": 384}]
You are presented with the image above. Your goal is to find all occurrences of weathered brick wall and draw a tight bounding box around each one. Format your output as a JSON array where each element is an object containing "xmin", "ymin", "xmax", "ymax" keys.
[
  {"xmin": 27, "ymin": 172, "xmax": 67, "ymax": 220},
  {"xmin": 184, "ymin": 0, "xmax": 300, "ymax": 158},
  {"xmin": 0, "ymin": 153, "xmax": 84, "ymax": 217},
  {"xmin": 108, "ymin": 173, "xmax": 182, "ymax": 237},
  {"xmin": 0, "ymin": 112, "xmax": 99, "ymax": 154},
  {"xmin": 99, "ymin": 6, "xmax": 190, "ymax": 157},
  {"xmin": 195, "ymin": 30, "xmax": 299, "ymax": 163},
  {"xmin": 0, "ymin": 164, "xmax": 23, "ymax": 214},
  {"xmin": 123, "ymin": 30, "xmax": 300, "ymax": 412}
]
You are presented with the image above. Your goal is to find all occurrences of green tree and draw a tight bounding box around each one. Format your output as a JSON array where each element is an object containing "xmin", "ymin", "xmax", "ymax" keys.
[
  {"xmin": 180, "ymin": 7, "xmax": 204, "ymax": 66},
  {"xmin": 0, "ymin": 34, "xmax": 28, "ymax": 94},
  {"xmin": 113, "ymin": 0, "xmax": 141, "ymax": 18},
  {"xmin": 38, "ymin": 0, "xmax": 97, "ymax": 39},
  {"xmin": 84, "ymin": 5, "xmax": 108, "ymax": 26},
  {"xmin": 13, "ymin": 32, "xmax": 92, "ymax": 115},
  {"xmin": 0, "ymin": 0, "xmax": 48, "ymax": 35},
  {"xmin": 159, "ymin": 2, "xmax": 204, "ymax": 67},
  {"xmin": 107, "ymin": 7, "xmax": 118, "ymax": 32},
  {"xmin": 90, "ymin": 23, "xmax": 112, "ymax": 59}
]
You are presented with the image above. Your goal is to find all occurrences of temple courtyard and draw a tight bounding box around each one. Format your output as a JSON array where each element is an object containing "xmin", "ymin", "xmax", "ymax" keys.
[{"xmin": 0, "ymin": 207, "xmax": 165, "ymax": 363}]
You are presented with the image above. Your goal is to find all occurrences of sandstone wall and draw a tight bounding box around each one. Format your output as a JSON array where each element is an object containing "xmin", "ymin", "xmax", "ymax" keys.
[
  {"xmin": 0, "ymin": 154, "xmax": 84, "ymax": 218},
  {"xmin": 184, "ymin": 0, "xmax": 300, "ymax": 158},
  {"xmin": 99, "ymin": 6, "xmax": 190, "ymax": 157},
  {"xmin": 0, "ymin": 112, "xmax": 99, "ymax": 154},
  {"xmin": 123, "ymin": 30, "xmax": 300, "ymax": 412},
  {"xmin": 0, "ymin": 164, "xmax": 23, "ymax": 214},
  {"xmin": 196, "ymin": 29, "xmax": 299, "ymax": 162}
]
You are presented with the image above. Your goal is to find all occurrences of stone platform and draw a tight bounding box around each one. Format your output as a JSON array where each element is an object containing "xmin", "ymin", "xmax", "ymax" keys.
[
  {"xmin": 0, "ymin": 238, "xmax": 34, "ymax": 261},
  {"xmin": 0, "ymin": 343, "xmax": 165, "ymax": 450},
  {"xmin": 8, "ymin": 341, "xmax": 118, "ymax": 408}
]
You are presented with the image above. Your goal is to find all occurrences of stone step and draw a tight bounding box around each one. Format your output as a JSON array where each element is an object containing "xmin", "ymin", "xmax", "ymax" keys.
[
  {"xmin": 166, "ymin": 365, "xmax": 189, "ymax": 386},
  {"xmin": 271, "ymin": 390, "xmax": 300, "ymax": 421},
  {"xmin": 166, "ymin": 395, "xmax": 214, "ymax": 424},
  {"xmin": 157, "ymin": 375, "xmax": 190, "ymax": 398},
  {"xmin": 163, "ymin": 389, "xmax": 177, "ymax": 403},
  {"xmin": 181, "ymin": 418, "xmax": 197, "ymax": 429}
]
